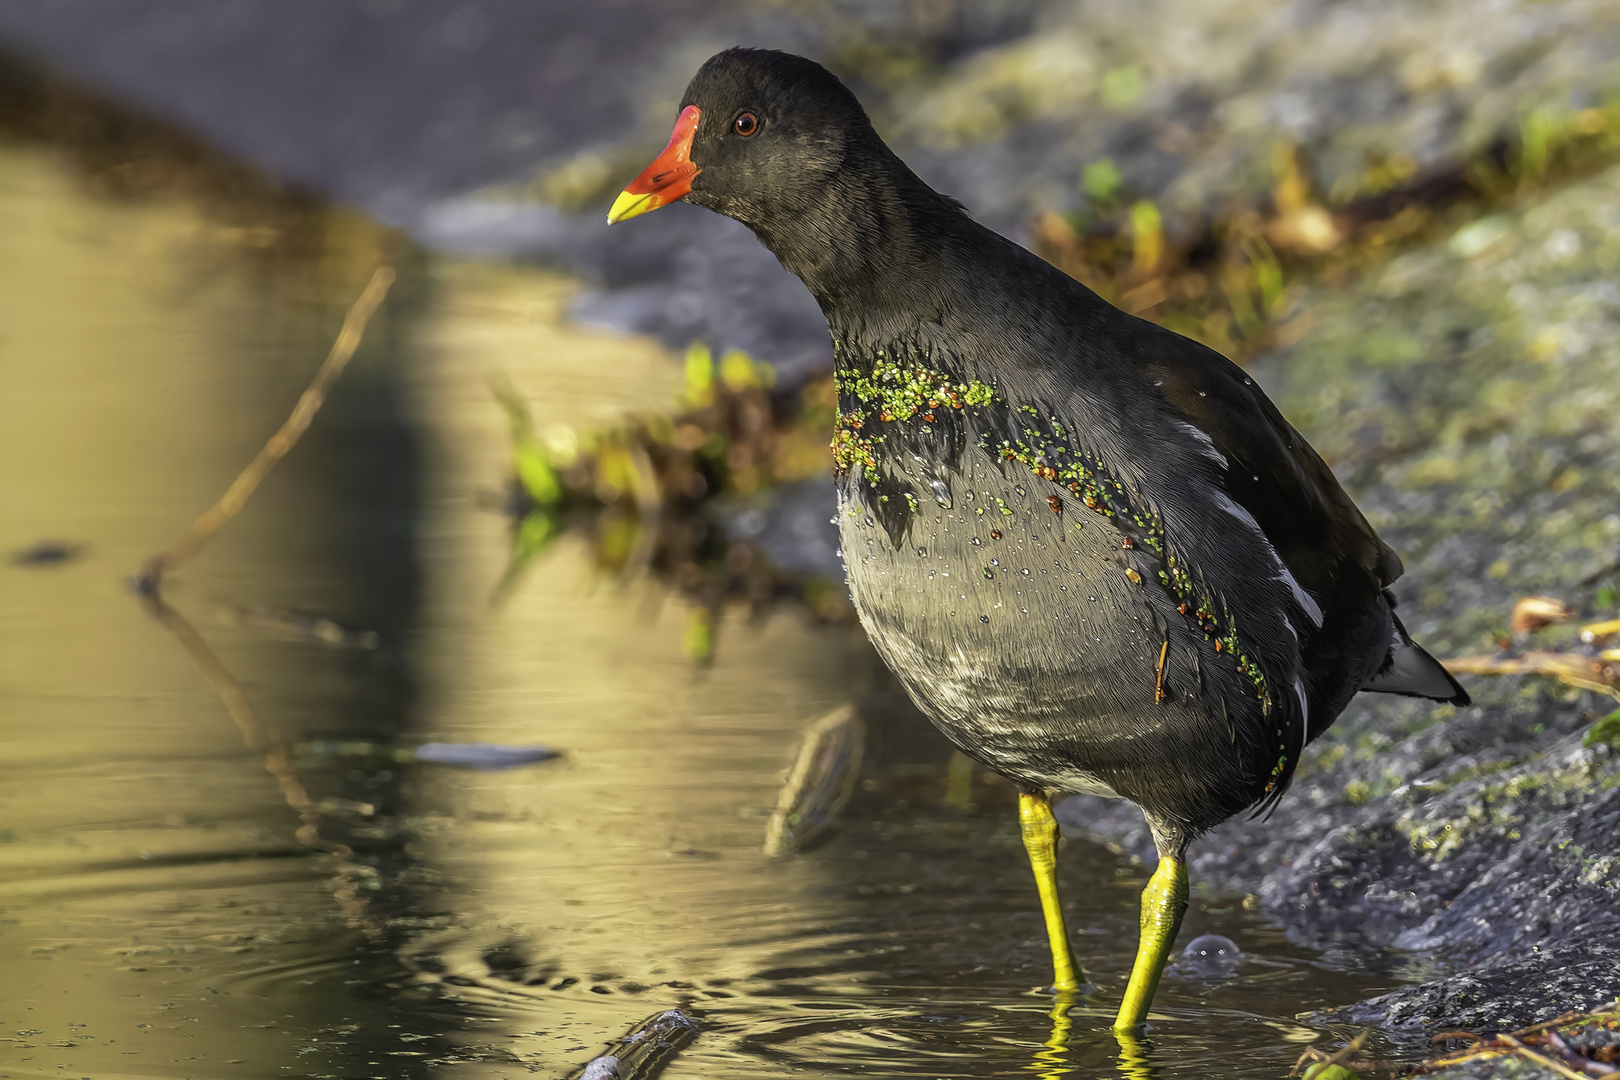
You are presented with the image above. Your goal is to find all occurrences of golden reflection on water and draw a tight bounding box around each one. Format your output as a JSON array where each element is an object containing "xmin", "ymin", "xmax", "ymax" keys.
[
  {"xmin": 0, "ymin": 134, "xmax": 870, "ymax": 1078},
  {"xmin": 0, "ymin": 141, "xmax": 413, "ymax": 1077},
  {"xmin": 403, "ymin": 257, "xmax": 884, "ymax": 1070}
]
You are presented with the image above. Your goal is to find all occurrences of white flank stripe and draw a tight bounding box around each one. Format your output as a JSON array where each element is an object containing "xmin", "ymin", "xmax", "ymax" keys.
[
  {"xmin": 1277, "ymin": 566, "xmax": 1324, "ymax": 627},
  {"xmin": 1211, "ymin": 492, "xmax": 1325, "ymax": 628},
  {"xmin": 1292, "ymin": 675, "xmax": 1310, "ymax": 751},
  {"xmin": 1211, "ymin": 491, "xmax": 1263, "ymax": 534},
  {"xmin": 1174, "ymin": 420, "xmax": 1228, "ymax": 467}
]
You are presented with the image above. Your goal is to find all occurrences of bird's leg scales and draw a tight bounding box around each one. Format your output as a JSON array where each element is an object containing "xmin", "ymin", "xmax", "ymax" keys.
[
  {"xmin": 1017, "ymin": 791, "xmax": 1083, "ymax": 993},
  {"xmin": 1114, "ymin": 854, "xmax": 1189, "ymax": 1032}
]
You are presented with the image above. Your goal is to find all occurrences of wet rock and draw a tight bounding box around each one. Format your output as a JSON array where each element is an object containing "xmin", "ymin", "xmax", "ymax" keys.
[
  {"xmin": 1319, "ymin": 942, "xmax": 1620, "ymax": 1033},
  {"xmin": 890, "ymin": 0, "xmax": 1620, "ymax": 228},
  {"xmin": 1058, "ymin": 162, "xmax": 1620, "ymax": 1032}
]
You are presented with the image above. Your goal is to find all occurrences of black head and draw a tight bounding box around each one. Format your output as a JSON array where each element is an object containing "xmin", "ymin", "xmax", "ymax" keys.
[
  {"xmin": 678, "ymin": 49, "xmax": 875, "ymax": 227},
  {"xmin": 608, "ymin": 49, "xmax": 878, "ymax": 230},
  {"xmin": 609, "ymin": 49, "xmax": 968, "ymax": 304}
]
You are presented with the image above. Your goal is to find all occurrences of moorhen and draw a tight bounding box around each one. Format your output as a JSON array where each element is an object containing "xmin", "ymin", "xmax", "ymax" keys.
[{"xmin": 608, "ymin": 48, "xmax": 1468, "ymax": 1031}]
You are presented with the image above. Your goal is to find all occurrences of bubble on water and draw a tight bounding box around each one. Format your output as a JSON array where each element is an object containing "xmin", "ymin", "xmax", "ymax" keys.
[
  {"xmin": 1180, "ymin": 934, "xmax": 1242, "ymax": 975},
  {"xmin": 989, "ymin": 558, "xmax": 1000, "ymax": 567},
  {"xmin": 971, "ymin": 537, "xmax": 982, "ymax": 546},
  {"xmin": 979, "ymin": 615, "xmax": 990, "ymax": 623}
]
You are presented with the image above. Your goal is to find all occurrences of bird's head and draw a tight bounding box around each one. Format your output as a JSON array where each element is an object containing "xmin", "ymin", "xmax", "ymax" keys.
[{"xmin": 607, "ymin": 48, "xmax": 873, "ymax": 229}]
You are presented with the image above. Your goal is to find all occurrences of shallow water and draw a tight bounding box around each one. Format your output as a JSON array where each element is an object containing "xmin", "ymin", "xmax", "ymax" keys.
[{"xmin": 0, "ymin": 139, "xmax": 1414, "ymax": 1080}]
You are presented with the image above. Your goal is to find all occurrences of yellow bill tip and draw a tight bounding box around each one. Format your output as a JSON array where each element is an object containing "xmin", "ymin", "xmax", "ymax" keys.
[{"xmin": 607, "ymin": 189, "xmax": 656, "ymax": 225}]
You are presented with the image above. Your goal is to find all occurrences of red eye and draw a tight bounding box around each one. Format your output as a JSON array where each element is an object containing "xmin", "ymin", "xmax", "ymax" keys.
[{"xmin": 733, "ymin": 111, "xmax": 759, "ymax": 136}]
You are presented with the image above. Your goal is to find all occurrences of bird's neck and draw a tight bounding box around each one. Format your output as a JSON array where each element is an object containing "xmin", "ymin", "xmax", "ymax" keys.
[{"xmin": 744, "ymin": 151, "xmax": 970, "ymax": 328}]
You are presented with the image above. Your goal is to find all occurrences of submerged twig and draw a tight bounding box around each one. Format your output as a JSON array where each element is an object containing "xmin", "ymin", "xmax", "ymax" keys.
[{"xmin": 135, "ymin": 266, "xmax": 394, "ymax": 591}]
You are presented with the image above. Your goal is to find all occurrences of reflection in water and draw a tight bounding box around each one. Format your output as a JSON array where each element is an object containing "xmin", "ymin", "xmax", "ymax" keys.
[
  {"xmin": 0, "ymin": 61, "xmax": 1417, "ymax": 1080},
  {"xmin": 135, "ymin": 588, "xmax": 387, "ymax": 946},
  {"xmin": 0, "ymin": 109, "xmax": 439, "ymax": 1077}
]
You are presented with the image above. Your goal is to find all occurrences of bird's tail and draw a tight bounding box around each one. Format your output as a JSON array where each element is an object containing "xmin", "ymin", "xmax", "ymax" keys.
[{"xmin": 1362, "ymin": 601, "xmax": 1470, "ymax": 706}]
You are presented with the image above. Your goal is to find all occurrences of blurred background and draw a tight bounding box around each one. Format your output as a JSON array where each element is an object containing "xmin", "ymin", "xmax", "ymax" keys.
[{"xmin": 3, "ymin": 3, "xmax": 1620, "ymax": 1078}]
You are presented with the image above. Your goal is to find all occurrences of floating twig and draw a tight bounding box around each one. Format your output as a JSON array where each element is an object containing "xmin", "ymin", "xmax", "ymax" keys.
[
  {"xmin": 763, "ymin": 704, "xmax": 864, "ymax": 857},
  {"xmin": 570, "ymin": 1008, "xmax": 698, "ymax": 1080},
  {"xmin": 1287, "ymin": 1028, "xmax": 1379, "ymax": 1078}
]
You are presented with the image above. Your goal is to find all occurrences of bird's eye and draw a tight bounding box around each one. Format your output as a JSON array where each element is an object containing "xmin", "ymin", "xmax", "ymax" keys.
[{"xmin": 733, "ymin": 111, "xmax": 760, "ymax": 136}]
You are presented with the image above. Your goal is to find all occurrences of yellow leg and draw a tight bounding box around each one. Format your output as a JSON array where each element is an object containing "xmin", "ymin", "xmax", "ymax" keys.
[
  {"xmin": 1114, "ymin": 855, "xmax": 1188, "ymax": 1032},
  {"xmin": 1018, "ymin": 792, "xmax": 1083, "ymax": 993}
]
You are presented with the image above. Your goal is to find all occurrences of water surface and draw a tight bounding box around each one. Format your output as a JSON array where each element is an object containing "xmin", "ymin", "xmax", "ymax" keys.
[{"xmin": 0, "ymin": 135, "xmax": 1406, "ymax": 1080}]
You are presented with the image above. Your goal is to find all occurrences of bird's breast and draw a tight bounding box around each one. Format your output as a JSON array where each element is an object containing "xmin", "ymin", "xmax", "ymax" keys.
[{"xmin": 829, "ymin": 350, "xmax": 1285, "ymax": 822}]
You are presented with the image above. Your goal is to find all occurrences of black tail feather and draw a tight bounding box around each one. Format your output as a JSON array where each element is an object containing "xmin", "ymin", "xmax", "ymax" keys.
[{"xmin": 1363, "ymin": 605, "xmax": 1471, "ymax": 706}]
